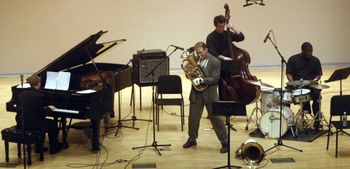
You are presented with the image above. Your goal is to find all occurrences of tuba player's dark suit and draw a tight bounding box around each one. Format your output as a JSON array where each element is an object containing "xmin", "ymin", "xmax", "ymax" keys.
[{"xmin": 187, "ymin": 53, "xmax": 228, "ymax": 145}]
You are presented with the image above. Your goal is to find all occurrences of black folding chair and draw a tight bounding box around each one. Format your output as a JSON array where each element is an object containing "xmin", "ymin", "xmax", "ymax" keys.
[
  {"xmin": 155, "ymin": 75, "xmax": 184, "ymax": 131},
  {"xmin": 326, "ymin": 95, "xmax": 350, "ymax": 157}
]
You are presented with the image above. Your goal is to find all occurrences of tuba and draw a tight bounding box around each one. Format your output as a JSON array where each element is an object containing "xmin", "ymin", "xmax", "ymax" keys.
[
  {"xmin": 235, "ymin": 139, "xmax": 265, "ymax": 165},
  {"xmin": 180, "ymin": 48, "xmax": 208, "ymax": 92}
]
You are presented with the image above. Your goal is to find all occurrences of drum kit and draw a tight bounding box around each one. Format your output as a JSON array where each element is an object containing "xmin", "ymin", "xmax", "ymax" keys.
[{"xmin": 246, "ymin": 79, "xmax": 330, "ymax": 138}]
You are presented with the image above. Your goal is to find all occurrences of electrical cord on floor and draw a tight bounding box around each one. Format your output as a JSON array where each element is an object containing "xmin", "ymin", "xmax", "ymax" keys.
[
  {"xmin": 123, "ymin": 107, "xmax": 153, "ymax": 169},
  {"xmin": 65, "ymin": 101, "xmax": 163, "ymax": 168},
  {"xmin": 162, "ymin": 108, "xmax": 208, "ymax": 120},
  {"xmin": 65, "ymin": 122, "xmax": 130, "ymax": 169}
]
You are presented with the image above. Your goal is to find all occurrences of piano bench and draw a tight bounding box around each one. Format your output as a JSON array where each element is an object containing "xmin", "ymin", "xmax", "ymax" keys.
[{"xmin": 1, "ymin": 126, "xmax": 44, "ymax": 165}]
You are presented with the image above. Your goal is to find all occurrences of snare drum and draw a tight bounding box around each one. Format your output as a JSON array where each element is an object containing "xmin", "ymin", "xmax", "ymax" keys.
[
  {"xmin": 273, "ymin": 89, "xmax": 293, "ymax": 104},
  {"xmin": 260, "ymin": 106, "xmax": 294, "ymax": 138},
  {"xmin": 293, "ymin": 88, "xmax": 311, "ymax": 103}
]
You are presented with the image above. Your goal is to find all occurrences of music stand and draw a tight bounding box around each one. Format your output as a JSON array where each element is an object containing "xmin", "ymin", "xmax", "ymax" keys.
[
  {"xmin": 212, "ymin": 101, "xmax": 246, "ymax": 169},
  {"xmin": 219, "ymin": 60, "xmax": 242, "ymax": 131},
  {"xmin": 104, "ymin": 60, "xmax": 139, "ymax": 136},
  {"xmin": 324, "ymin": 67, "xmax": 350, "ymax": 95},
  {"xmin": 325, "ymin": 67, "xmax": 350, "ymax": 136}
]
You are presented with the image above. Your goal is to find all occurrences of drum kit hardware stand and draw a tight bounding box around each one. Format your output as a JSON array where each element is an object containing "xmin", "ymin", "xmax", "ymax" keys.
[
  {"xmin": 245, "ymin": 98, "xmax": 263, "ymax": 130},
  {"xmin": 245, "ymin": 80, "xmax": 274, "ymax": 130},
  {"xmin": 293, "ymin": 99, "xmax": 312, "ymax": 136},
  {"xmin": 312, "ymin": 94, "xmax": 329, "ymax": 130}
]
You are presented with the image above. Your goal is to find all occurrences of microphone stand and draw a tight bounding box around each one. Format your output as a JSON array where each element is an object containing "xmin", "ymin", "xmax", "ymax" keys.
[
  {"xmin": 132, "ymin": 47, "xmax": 176, "ymax": 155},
  {"xmin": 264, "ymin": 31, "xmax": 302, "ymax": 153}
]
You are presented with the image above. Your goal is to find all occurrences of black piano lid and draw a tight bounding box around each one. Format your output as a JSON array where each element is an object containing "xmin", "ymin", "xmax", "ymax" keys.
[{"xmin": 30, "ymin": 30, "xmax": 125, "ymax": 79}]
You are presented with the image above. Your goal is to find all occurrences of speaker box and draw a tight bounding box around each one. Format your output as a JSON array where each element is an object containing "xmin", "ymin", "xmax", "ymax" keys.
[{"xmin": 133, "ymin": 49, "xmax": 169, "ymax": 86}]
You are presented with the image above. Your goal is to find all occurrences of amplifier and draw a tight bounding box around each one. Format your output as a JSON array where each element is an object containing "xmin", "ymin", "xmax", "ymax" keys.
[{"xmin": 132, "ymin": 49, "xmax": 169, "ymax": 86}]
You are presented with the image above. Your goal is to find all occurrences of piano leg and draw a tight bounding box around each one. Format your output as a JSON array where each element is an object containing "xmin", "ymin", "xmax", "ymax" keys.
[
  {"xmin": 91, "ymin": 119, "xmax": 100, "ymax": 151},
  {"xmin": 61, "ymin": 117, "xmax": 69, "ymax": 149}
]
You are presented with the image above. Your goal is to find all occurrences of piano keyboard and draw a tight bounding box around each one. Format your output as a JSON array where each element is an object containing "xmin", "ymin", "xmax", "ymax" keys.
[{"xmin": 50, "ymin": 107, "xmax": 79, "ymax": 114}]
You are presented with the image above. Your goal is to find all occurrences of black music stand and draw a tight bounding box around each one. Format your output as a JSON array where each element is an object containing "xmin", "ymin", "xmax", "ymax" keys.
[
  {"xmin": 219, "ymin": 60, "xmax": 242, "ymax": 131},
  {"xmin": 325, "ymin": 67, "xmax": 350, "ymax": 95},
  {"xmin": 104, "ymin": 60, "xmax": 139, "ymax": 136},
  {"xmin": 212, "ymin": 101, "xmax": 246, "ymax": 169},
  {"xmin": 325, "ymin": 67, "xmax": 350, "ymax": 136}
]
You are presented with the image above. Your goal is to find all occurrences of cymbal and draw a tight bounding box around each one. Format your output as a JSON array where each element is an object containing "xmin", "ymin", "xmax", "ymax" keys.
[
  {"xmin": 311, "ymin": 84, "xmax": 330, "ymax": 90},
  {"xmin": 246, "ymin": 80, "xmax": 274, "ymax": 89},
  {"xmin": 286, "ymin": 80, "xmax": 314, "ymax": 87}
]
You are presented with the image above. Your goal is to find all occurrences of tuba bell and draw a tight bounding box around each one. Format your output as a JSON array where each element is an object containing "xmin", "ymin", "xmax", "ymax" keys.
[
  {"xmin": 235, "ymin": 139, "xmax": 265, "ymax": 165},
  {"xmin": 180, "ymin": 48, "xmax": 208, "ymax": 92}
]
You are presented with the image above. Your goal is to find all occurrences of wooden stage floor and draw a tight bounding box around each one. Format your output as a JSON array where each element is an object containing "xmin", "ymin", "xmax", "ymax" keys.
[{"xmin": 0, "ymin": 66, "xmax": 349, "ymax": 169}]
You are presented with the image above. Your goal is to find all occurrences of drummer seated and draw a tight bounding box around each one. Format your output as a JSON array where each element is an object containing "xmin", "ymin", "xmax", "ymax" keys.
[{"xmin": 286, "ymin": 42, "xmax": 323, "ymax": 132}]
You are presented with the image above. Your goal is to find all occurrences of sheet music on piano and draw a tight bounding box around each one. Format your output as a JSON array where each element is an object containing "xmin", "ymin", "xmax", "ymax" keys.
[{"xmin": 44, "ymin": 71, "xmax": 71, "ymax": 90}]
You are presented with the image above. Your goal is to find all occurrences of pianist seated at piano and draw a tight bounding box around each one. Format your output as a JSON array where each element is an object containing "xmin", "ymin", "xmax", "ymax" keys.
[
  {"xmin": 16, "ymin": 75, "xmax": 62, "ymax": 154},
  {"xmin": 7, "ymin": 31, "xmax": 134, "ymax": 151}
]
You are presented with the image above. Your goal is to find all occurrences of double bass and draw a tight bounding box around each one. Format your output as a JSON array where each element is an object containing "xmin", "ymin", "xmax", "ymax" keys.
[{"xmin": 220, "ymin": 4, "xmax": 260, "ymax": 105}]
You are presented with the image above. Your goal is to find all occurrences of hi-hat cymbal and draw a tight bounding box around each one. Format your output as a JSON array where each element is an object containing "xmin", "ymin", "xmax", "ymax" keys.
[
  {"xmin": 311, "ymin": 84, "xmax": 330, "ymax": 90},
  {"xmin": 286, "ymin": 80, "xmax": 314, "ymax": 87},
  {"xmin": 246, "ymin": 80, "xmax": 274, "ymax": 89}
]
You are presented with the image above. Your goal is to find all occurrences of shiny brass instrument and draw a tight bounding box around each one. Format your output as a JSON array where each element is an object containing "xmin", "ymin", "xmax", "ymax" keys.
[
  {"xmin": 180, "ymin": 49, "xmax": 208, "ymax": 92},
  {"xmin": 235, "ymin": 139, "xmax": 265, "ymax": 165}
]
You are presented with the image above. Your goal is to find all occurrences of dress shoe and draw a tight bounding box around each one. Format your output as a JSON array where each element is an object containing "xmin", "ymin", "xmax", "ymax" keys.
[
  {"xmin": 35, "ymin": 147, "xmax": 48, "ymax": 153},
  {"xmin": 220, "ymin": 143, "xmax": 228, "ymax": 153},
  {"xmin": 49, "ymin": 143, "xmax": 63, "ymax": 154},
  {"xmin": 49, "ymin": 147, "xmax": 61, "ymax": 154},
  {"xmin": 183, "ymin": 140, "xmax": 197, "ymax": 148}
]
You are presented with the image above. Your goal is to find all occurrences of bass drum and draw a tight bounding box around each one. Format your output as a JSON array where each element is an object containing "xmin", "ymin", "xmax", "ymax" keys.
[{"xmin": 259, "ymin": 107, "xmax": 294, "ymax": 138}]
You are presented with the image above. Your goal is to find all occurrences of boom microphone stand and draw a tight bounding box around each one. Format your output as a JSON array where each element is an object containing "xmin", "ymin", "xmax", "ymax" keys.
[
  {"xmin": 264, "ymin": 30, "xmax": 302, "ymax": 153},
  {"xmin": 132, "ymin": 57, "xmax": 171, "ymax": 155},
  {"xmin": 131, "ymin": 45, "xmax": 180, "ymax": 155}
]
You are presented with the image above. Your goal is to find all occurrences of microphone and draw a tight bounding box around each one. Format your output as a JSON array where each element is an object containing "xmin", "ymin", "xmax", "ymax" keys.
[
  {"xmin": 263, "ymin": 30, "xmax": 272, "ymax": 43},
  {"xmin": 170, "ymin": 45, "xmax": 184, "ymax": 51}
]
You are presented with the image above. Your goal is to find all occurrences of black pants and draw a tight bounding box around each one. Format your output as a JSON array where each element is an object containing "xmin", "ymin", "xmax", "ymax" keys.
[{"xmin": 18, "ymin": 119, "xmax": 60, "ymax": 151}]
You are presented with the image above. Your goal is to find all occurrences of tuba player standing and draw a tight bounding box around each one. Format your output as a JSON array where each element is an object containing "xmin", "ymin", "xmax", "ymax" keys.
[{"xmin": 182, "ymin": 42, "xmax": 228, "ymax": 153}]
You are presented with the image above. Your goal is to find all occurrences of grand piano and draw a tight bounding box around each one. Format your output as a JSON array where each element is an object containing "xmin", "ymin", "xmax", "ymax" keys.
[{"xmin": 6, "ymin": 31, "xmax": 133, "ymax": 151}]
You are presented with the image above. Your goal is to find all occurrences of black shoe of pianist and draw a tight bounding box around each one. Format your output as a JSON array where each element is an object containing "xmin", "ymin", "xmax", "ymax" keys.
[
  {"xmin": 35, "ymin": 147, "xmax": 48, "ymax": 153},
  {"xmin": 49, "ymin": 143, "xmax": 62, "ymax": 154}
]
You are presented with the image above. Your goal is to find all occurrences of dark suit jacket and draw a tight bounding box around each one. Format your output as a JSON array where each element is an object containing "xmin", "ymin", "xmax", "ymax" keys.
[
  {"xmin": 189, "ymin": 54, "xmax": 221, "ymax": 104},
  {"xmin": 16, "ymin": 88, "xmax": 46, "ymax": 130}
]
